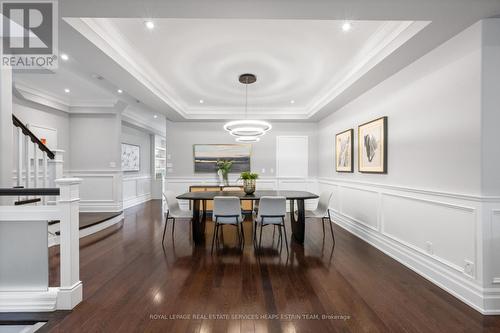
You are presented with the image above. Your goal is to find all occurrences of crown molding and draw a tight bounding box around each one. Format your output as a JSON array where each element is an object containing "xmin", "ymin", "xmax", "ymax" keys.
[
  {"xmin": 14, "ymin": 82, "xmax": 71, "ymax": 112},
  {"xmin": 64, "ymin": 17, "xmax": 190, "ymax": 118}
]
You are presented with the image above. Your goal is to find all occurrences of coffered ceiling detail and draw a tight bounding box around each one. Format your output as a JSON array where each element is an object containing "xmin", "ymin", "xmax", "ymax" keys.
[{"xmin": 65, "ymin": 18, "xmax": 428, "ymax": 120}]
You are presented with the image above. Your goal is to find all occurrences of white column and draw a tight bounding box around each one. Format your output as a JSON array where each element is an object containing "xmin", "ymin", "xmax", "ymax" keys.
[
  {"xmin": 0, "ymin": 66, "xmax": 13, "ymax": 204},
  {"xmin": 55, "ymin": 177, "xmax": 83, "ymax": 310}
]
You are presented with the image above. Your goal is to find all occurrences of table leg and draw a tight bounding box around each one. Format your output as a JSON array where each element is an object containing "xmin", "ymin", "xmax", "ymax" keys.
[
  {"xmin": 290, "ymin": 199, "xmax": 305, "ymax": 244},
  {"xmin": 192, "ymin": 199, "xmax": 205, "ymax": 244}
]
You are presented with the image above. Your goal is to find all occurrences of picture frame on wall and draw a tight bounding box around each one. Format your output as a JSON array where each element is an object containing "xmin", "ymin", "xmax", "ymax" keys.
[
  {"xmin": 121, "ymin": 143, "xmax": 140, "ymax": 172},
  {"xmin": 193, "ymin": 144, "xmax": 251, "ymax": 173},
  {"xmin": 358, "ymin": 117, "xmax": 388, "ymax": 173},
  {"xmin": 335, "ymin": 129, "xmax": 354, "ymax": 173}
]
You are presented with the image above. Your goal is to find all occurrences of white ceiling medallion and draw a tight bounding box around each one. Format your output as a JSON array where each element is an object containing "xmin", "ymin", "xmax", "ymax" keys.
[{"xmin": 224, "ymin": 74, "xmax": 271, "ymax": 142}]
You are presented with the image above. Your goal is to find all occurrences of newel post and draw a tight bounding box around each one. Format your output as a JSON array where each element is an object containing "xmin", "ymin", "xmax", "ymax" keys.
[
  {"xmin": 55, "ymin": 177, "xmax": 83, "ymax": 310},
  {"xmin": 50, "ymin": 149, "xmax": 65, "ymax": 182}
]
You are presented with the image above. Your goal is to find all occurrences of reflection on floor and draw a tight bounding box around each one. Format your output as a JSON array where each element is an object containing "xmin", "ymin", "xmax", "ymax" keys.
[{"xmin": 2, "ymin": 200, "xmax": 500, "ymax": 332}]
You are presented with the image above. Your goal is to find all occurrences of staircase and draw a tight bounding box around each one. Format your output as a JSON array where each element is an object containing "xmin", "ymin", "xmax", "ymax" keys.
[{"xmin": 11, "ymin": 114, "xmax": 64, "ymax": 206}]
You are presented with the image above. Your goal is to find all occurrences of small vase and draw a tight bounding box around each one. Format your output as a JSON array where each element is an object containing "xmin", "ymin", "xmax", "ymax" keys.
[
  {"xmin": 243, "ymin": 179, "xmax": 256, "ymax": 194},
  {"xmin": 222, "ymin": 172, "xmax": 229, "ymax": 186}
]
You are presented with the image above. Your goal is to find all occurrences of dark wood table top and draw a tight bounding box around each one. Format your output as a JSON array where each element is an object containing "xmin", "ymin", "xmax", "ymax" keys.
[{"xmin": 177, "ymin": 190, "xmax": 319, "ymax": 200}]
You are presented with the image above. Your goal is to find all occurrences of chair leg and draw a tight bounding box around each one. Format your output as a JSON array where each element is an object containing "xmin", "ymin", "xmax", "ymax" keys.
[
  {"xmin": 278, "ymin": 226, "xmax": 283, "ymax": 251},
  {"xmin": 240, "ymin": 223, "xmax": 245, "ymax": 247},
  {"xmin": 211, "ymin": 222, "xmax": 218, "ymax": 254},
  {"xmin": 259, "ymin": 223, "xmax": 264, "ymax": 250},
  {"xmin": 327, "ymin": 211, "xmax": 335, "ymax": 244},
  {"xmin": 162, "ymin": 213, "xmax": 169, "ymax": 245},
  {"xmin": 272, "ymin": 225, "xmax": 276, "ymax": 242},
  {"xmin": 282, "ymin": 220, "xmax": 289, "ymax": 256},
  {"xmin": 171, "ymin": 218, "xmax": 176, "ymax": 236},
  {"xmin": 321, "ymin": 217, "xmax": 325, "ymax": 236}
]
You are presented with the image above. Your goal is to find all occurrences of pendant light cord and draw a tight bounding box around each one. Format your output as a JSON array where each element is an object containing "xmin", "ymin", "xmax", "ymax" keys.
[{"xmin": 244, "ymin": 78, "xmax": 248, "ymax": 119}]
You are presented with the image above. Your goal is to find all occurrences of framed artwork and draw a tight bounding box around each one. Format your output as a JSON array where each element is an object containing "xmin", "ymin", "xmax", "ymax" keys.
[
  {"xmin": 358, "ymin": 117, "xmax": 387, "ymax": 173},
  {"xmin": 121, "ymin": 143, "xmax": 140, "ymax": 171},
  {"xmin": 335, "ymin": 129, "xmax": 354, "ymax": 172},
  {"xmin": 193, "ymin": 144, "xmax": 251, "ymax": 173}
]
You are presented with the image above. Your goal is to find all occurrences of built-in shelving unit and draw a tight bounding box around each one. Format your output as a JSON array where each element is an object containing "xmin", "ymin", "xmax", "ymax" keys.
[{"xmin": 154, "ymin": 135, "xmax": 166, "ymax": 178}]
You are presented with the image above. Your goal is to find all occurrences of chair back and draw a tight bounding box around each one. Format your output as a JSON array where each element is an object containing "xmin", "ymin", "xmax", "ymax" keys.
[
  {"xmin": 316, "ymin": 191, "xmax": 333, "ymax": 216},
  {"xmin": 222, "ymin": 187, "xmax": 242, "ymax": 191},
  {"xmin": 164, "ymin": 191, "xmax": 181, "ymax": 214},
  {"xmin": 257, "ymin": 196, "xmax": 286, "ymax": 224},
  {"xmin": 213, "ymin": 196, "xmax": 242, "ymax": 223}
]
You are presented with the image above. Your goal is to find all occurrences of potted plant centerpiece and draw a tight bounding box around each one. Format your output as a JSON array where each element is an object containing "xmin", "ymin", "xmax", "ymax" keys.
[
  {"xmin": 239, "ymin": 171, "xmax": 259, "ymax": 195},
  {"xmin": 216, "ymin": 160, "xmax": 233, "ymax": 186}
]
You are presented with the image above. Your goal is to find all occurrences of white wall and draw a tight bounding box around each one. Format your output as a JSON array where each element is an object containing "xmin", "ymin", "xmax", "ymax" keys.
[
  {"xmin": 69, "ymin": 113, "xmax": 123, "ymax": 212},
  {"xmin": 166, "ymin": 121, "xmax": 318, "ymax": 178},
  {"xmin": 316, "ymin": 21, "xmax": 500, "ymax": 314},
  {"xmin": 121, "ymin": 123, "xmax": 152, "ymax": 209}
]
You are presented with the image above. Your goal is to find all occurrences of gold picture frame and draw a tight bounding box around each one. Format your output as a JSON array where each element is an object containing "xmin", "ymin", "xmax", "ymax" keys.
[
  {"xmin": 335, "ymin": 129, "xmax": 354, "ymax": 173},
  {"xmin": 358, "ymin": 117, "xmax": 387, "ymax": 173}
]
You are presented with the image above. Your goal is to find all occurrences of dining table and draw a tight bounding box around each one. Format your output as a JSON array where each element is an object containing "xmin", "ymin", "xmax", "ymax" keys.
[{"xmin": 176, "ymin": 190, "xmax": 319, "ymax": 245}]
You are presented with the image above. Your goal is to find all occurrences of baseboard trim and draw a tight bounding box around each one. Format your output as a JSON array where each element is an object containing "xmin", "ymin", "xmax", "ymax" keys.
[
  {"xmin": 0, "ymin": 288, "xmax": 58, "ymax": 312},
  {"xmin": 330, "ymin": 210, "xmax": 500, "ymax": 315},
  {"xmin": 123, "ymin": 194, "xmax": 152, "ymax": 210}
]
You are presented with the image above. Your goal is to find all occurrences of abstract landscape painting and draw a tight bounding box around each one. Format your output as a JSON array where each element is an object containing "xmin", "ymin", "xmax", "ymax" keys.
[
  {"xmin": 358, "ymin": 117, "xmax": 387, "ymax": 173},
  {"xmin": 335, "ymin": 129, "xmax": 353, "ymax": 172},
  {"xmin": 193, "ymin": 144, "xmax": 251, "ymax": 173}
]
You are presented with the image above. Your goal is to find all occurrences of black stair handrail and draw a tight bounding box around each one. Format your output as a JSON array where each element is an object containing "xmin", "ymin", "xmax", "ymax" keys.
[
  {"xmin": 12, "ymin": 114, "xmax": 55, "ymax": 159},
  {"xmin": 0, "ymin": 188, "xmax": 60, "ymax": 196}
]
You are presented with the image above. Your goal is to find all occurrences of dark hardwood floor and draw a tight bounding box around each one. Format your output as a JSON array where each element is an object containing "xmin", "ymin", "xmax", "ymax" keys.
[{"xmin": 3, "ymin": 200, "xmax": 499, "ymax": 332}]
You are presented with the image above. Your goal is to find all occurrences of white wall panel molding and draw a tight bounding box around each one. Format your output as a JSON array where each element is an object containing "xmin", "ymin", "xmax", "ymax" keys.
[
  {"xmin": 67, "ymin": 170, "xmax": 122, "ymax": 212},
  {"xmin": 123, "ymin": 174, "xmax": 152, "ymax": 209},
  {"xmin": 317, "ymin": 177, "xmax": 500, "ymax": 203},
  {"xmin": 317, "ymin": 177, "xmax": 500, "ymax": 314}
]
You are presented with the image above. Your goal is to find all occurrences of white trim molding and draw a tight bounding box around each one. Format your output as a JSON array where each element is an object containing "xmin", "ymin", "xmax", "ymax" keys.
[
  {"xmin": 317, "ymin": 177, "xmax": 500, "ymax": 315},
  {"xmin": 123, "ymin": 174, "xmax": 152, "ymax": 209}
]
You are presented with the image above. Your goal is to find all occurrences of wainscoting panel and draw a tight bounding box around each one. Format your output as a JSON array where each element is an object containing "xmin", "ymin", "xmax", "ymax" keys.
[
  {"xmin": 382, "ymin": 193, "xmax": 476, "ymax": 273},
  {"xmin": 316, "ymin": 177, "xmax": 500, "ymax": 314},
  {"xmin": 339, "ymin": 186, "xmax": 379, "ymax": 230},
  {"xmin": 69, "ymin": 170, "xmax": 122, "ymax": 212},
  {"xmin": 123, "ymin": 175, "xmax": 152, "ymax": 209}
]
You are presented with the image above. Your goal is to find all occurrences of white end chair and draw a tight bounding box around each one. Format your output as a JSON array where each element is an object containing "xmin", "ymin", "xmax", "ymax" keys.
[
  {"xmin": 211, "ymin": 196, "xmax": 244, "ymax": 253},
  {"xmin": 163, "ymin": 191, "xmax": 192, "ymax": 245},
  {"xmin": 254, "ymin": 196, "xmax": 288, "ymax": 254},
  {"xmin": 305, "ymin": 191, "xmax": 335, "ymax": 242}
]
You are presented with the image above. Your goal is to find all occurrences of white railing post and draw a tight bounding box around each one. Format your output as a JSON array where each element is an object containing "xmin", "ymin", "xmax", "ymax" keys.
[
  {"xmin": 43, "ymin": 152, "xmax": 48, "ymax": 204},
  {"xmin": 49, "ymin": 149, "xmax": 64, "ymax": 185},
  {"xmin": 25, "ymin": 138, "xmax": 30, "ymax": 190},
  {"xmin": 33, "ymin": 143, "xmax": 39, "ymax": 188},
  {"xmin": 17, "ymin": 128, "xmax": 23, "ymax": 187},
  {"xmin": 48, "ymin": 150, "xmax": 64, "ymax": 205},
  {"xmin": 55, "ymin": 177, "xmax": 82, "ymax": 310}
]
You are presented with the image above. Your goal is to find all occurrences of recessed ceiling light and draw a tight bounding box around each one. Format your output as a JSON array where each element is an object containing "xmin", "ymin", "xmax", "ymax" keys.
[
  {"xmin": 153, "ymin": 115, "xmax": 158, "ymax": 119},
  {"xmin": 144, "ymin": 20, "xmax": 155, "ymax": 30},
  {"xmin": 117, "ymin": 89, "xmax": 123, "ymax": 94},
  {"xmin": 199, "ymin": 99, "xmax": 204, "ymax": 104},
  {"xmin": 60, "ymin": 53, "xmax": 69, "ymax": 61},
  {"xmin": 64, "ymin": 88, "xmax": 70, "ymax": 93},
  {"xmin": 342, "ymin": 22, "xmax": 352, "ymax": 32},
  {"xmin": 290, "ymin": 100, "xmax": 295, "ymax": 104}
]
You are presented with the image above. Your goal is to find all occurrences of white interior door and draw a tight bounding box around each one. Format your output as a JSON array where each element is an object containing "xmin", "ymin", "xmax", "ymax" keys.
[{"xmin": 276, "ymin": 136, "xmax": 308, "ymax": 178}]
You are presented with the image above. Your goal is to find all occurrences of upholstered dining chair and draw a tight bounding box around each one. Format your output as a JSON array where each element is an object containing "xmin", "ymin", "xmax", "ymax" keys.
[
  {"xmin": 253, "ymin": 196, "xmax": 288, "ymax": 254},
  {"xmin": 211, "ymin": 196, "xmax": 244, "ymax": 253},
  {"xmin": 162, "ymin": 191, "xmax": 192, "ymax": 245},
  {"xmin": 305, "ymin": 191, "xmax": 335, "ymax": 242}
]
